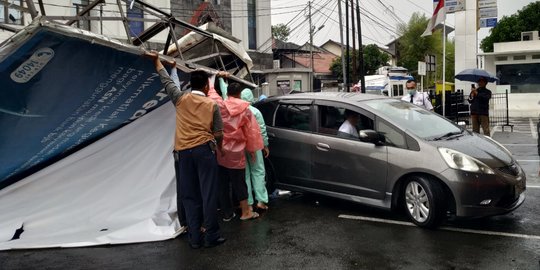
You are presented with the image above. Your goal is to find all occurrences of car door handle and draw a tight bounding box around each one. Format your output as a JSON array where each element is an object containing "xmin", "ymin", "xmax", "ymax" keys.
[
  {"xmin": 316, "ymin": 143, "xmax": 330, "ymax": 151},
  {"xmin": 268, "ymin": 132, "xmax": 276, "ymax": 138}
]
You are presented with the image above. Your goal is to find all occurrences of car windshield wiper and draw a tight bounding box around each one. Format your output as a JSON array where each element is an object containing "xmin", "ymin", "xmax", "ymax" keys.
[{"xmin": 432, "ymin": 130, "xmax": 464, "ymax": 141}]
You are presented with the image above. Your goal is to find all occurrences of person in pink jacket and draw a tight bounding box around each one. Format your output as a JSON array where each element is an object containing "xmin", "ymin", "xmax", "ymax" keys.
[{"xmin": 208, "ymin": 73, "xmax": 263, "ymax": 221}]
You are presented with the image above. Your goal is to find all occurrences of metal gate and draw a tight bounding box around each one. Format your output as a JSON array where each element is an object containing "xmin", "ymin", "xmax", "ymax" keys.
[{"xmin": 433, "ymin": 90, "xmax": 513, "ymax": 131}]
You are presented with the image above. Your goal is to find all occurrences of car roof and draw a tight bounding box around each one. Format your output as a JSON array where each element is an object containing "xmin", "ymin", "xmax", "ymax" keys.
[{"xmin": 265, "ymin": 92, "xmax": 389, "ymax": 104}]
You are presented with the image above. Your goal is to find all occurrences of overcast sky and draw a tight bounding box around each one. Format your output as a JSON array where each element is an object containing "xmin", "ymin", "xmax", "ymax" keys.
[{"xmin": 270, "ymin": 0, "xmax": 535, "ymax": 50}]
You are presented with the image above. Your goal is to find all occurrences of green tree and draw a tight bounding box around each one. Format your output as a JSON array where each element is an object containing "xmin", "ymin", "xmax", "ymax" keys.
[
  {"xmin": 480, "ymin": 2, "xmax": 540, "ymax": 52},
  {"xmin": 363, "ymin": 44, "xmax": 390, "ymax": 75},
  {"xmin": 397, "ymin": 12, "xmax": 454, "ymax": 86},
  {"xmin": 330, "ymin": 45, "xmax": 390, "ymax": 82},
  {"xmin": 271, "ymin": 23, "xmax": 291, "ymax": 41}
]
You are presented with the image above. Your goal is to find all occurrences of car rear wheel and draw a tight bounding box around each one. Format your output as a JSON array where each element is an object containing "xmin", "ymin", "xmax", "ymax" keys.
[{"xmin": 403, "ymin": 176, "xmax": 446, "ymax": 228}]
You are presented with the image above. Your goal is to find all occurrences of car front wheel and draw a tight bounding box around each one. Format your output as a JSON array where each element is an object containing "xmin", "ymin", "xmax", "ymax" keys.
[{"xmin": 403, "ymin": 176, "xmax": 446, "ymax": 228}]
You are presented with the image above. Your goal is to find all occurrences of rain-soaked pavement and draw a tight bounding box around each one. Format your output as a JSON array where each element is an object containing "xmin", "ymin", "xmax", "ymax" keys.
[{"xmin": 1, "ymin": 118, "xmax": 539, "ymax": 270}]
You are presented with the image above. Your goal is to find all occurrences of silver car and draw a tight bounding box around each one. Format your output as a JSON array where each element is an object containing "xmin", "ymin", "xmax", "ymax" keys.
[{"xmin": 255, "ymin": 92, "xmax": 526, "ymax": 228}]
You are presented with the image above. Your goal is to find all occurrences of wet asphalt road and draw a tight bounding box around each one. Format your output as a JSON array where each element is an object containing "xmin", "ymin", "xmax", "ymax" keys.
[{"xmin": 1, "ymin": 118, "xmax": 539, "ymax": 270}]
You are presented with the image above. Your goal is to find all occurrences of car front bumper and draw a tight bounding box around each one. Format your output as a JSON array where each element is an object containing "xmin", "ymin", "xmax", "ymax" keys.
[{"xmin": 440, "ymin": 167, "xmax": 527, "ymax": 218}]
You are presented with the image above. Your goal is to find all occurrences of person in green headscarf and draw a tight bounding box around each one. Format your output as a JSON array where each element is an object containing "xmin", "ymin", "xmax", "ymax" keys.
[{"xmin": 240, "ymin": 88, "xmax": 270, "ymax": 210}]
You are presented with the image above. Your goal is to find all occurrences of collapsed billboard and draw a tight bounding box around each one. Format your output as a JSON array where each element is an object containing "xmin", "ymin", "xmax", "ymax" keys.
[
  {"xmin": 0, "ymin": 18, "xmax": 255, "ymax": 250},
  {"xmin": 0, "ymin": 19, "xmax": 193, "ymax": 189}
]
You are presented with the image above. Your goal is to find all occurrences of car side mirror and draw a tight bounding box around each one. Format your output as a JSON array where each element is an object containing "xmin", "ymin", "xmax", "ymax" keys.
[{"xmin": 359, "ymin": 130, "xmax": 385, "ymax": 145}]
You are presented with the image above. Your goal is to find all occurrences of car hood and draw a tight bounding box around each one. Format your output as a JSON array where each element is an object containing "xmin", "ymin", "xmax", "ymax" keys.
[{"xmin": 430, "ymin": 132, "xmax": 514, "ymax": 168}]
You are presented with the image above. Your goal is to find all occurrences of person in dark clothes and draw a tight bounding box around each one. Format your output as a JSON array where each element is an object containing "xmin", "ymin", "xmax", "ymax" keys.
[
  {"xmin": 149, "ymin": 51, "xmax": 226, "ymax": 249},
  {"xmin": 469, "ymin": 77, "xmax": 492, "ymax": 136}
]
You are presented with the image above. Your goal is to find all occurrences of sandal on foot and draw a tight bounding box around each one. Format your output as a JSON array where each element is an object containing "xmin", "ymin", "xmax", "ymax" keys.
[
  {"xmin": 256, "ymin": 203, "xmax": 268, "ymax": 210},
  {"xmin": 240, "ymin": 212, "xmax": 259, "ymax": 221}
]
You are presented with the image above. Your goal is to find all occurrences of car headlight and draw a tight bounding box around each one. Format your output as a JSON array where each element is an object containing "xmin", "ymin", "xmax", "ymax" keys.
[{"xmin": 438, "ymin": 147, "xmax": 495, "ymax": 174}]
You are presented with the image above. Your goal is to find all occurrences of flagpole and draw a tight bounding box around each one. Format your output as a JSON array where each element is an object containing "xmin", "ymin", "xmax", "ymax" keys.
[{"xmin": 442, "ymin": 19, "xmax": 446, "ymax": 117}]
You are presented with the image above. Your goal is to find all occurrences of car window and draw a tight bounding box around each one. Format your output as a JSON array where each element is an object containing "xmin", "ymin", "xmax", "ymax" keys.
[
  {"xmin": 376, "ymin": 120, "xmax": 406, "ymax": 148},
  {"xmin": 255, "ymin": 101, "xmax": 278, "ymax": 127},
  {"xmin": 364, "ymin": 99, "xmax": 462, "ymax": 140},
  {"xmin": 275, "ymin": 104, "xmax": 311, "ymax": 131},
  {"xmin": 317, "ymin": 105, "xmax": 374, "ymax": 139}
]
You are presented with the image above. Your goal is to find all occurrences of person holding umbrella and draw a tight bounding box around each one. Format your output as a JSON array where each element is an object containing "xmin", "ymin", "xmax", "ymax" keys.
[{"xmin": 468, "ymin": 77, "xmax": 492, "ymax": 136}]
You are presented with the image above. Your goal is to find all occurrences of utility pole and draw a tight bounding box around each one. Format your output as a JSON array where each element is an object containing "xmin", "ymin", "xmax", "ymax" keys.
[
  {"xmin": 345, "ymin": 0, "xmax": 350, "ymax": 92},
  {"xmin": 338, "ymin": 0, "xmax": 346, "ymax": 91},
  {"xmin": 356, "ymin": 0, "xmax": 365, "ymax": 93},
  {"xmin": 350, "ymin": 0, "xmax": 357, "ymax": 86},
  {"xmin": 309, "ymin": 1, "xmax": 313, "ymax": 92}
]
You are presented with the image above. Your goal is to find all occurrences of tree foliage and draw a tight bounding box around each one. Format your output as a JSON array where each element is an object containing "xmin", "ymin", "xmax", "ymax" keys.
[
  {"xmin": 330, "ymin": 45, "xmax": 390, "ymax": 82},
  {"xmin": 480, "ymin": 2, "xmax": 540, "ymax": 52},
  {"xmin": 363, "ymin": 44, "xmax": 390, "ymax": 75},
  {"xmin": 271, "ymin": 23, "xmax": 291, "ymax": 42},
  {"xmin": 397, "ymin": 12, "xmax": 455, "ymax": 86}
]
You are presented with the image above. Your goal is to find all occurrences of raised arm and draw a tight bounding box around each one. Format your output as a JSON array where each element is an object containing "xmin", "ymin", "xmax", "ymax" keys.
[
  {"xmin": 147, "ymin": 51, "xmax": 184, "ymax": 104},
  {"xmin": 218, "ymin": 77, "xmax": 229, "ymax": 100}
]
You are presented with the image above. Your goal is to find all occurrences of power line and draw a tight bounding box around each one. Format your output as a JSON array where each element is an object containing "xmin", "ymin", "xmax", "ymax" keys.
[
  {"xmin": 312, "ymin": 3, "xmax": 386, "ymax": 47},
  {"xmin": 316, "ymin": 2, "xmax": 398, "ymax": 44},
  {"xmin": 256, "ymin": 4, "xmax": 309, "ymax": 52}
]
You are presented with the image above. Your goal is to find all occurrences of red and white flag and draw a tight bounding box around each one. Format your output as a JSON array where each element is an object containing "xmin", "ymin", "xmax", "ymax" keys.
[{"xmin": 421, "ymin": 0, "xmax": 446, "ymax": 37}]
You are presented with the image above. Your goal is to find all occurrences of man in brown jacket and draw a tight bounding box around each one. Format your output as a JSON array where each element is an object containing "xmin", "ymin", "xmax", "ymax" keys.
[{"xmin": 149, "ymin": 52, "xmax": 225, "ymax": 249}]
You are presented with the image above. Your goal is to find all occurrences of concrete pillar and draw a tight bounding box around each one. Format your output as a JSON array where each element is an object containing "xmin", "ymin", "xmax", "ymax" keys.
[{"xmin": 454, "ymin": 0, "xmax": 478, "ymax": 94}]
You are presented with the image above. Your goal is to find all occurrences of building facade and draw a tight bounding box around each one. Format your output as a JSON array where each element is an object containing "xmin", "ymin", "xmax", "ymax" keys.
[
  {"xmin": 479, "ymin": 32, "xmax": 540, "ymax": 117},
  {"xmin": 170, "ymin": 0, "xmax": 271, "ymax": 53},
  {"xmin": 0, "ymin": 0, "xmax": 171, "ymax": 44}
]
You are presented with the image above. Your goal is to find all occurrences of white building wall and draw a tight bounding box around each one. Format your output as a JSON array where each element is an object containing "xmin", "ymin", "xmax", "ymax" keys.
[
  {"xmin": 231, "ymin": 0, "xmax": 248, "ymax": 50},
  {"xmin": 322, "ymin": 43, "xmax": 342, "ymax": 57},
  {"xmin": 495, "ymin": 40, "xmax": 540, "ymax": 53},
  {"xmin": 481, "ymin": 39, "xmax": 540, "ymax": 118},
  {"xmin": 230, "ymin": 0, "xmax": 271, "ymax": 53},
  {"xmin": 255, "ymin": 0, "xmax": 271, "ymax": 53}
]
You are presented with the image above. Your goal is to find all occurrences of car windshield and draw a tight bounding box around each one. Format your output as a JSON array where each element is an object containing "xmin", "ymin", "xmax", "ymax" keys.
[{"xmin": 364, "ymin": 99, "xmax": 463, "ymax": 140}]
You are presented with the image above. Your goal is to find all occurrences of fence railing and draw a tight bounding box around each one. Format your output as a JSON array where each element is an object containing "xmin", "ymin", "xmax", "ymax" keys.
[{"xmin": 432, "ymin": 90, "xmax": 513, "ymax": 131}]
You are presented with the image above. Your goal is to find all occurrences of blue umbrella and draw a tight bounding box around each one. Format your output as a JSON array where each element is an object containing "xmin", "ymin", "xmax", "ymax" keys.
[{"xmin": 455, "ymin": 68, "xmax": 499, "ymax": 83}]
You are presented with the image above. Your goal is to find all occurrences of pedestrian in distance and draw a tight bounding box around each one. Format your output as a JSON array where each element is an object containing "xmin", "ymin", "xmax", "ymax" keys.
[
  {"xmin": 208, "ymin": 72, "xmax": 264, "ymax": 221},
  {"xmin": 240, "ymin": 88, "xmax": 270, "ymax": 210},
  {"xmin": 401, "ymin": 79, "xmax": 433, "ymax": 111},
  {"xmin": 148, "ymin": 51, "xmax": 226, "ymax": 249},
  {"xmin": 469, "ymin": 77, "xmax": 492, "ymax": 136}
]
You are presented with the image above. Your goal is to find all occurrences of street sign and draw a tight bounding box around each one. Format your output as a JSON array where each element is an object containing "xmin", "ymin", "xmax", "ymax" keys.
[
  {"xmin": 479, "ymin": 17, "xmax": 498, "ymax": 28},
  {"xmin": 445, "ymin": 0, "xmax": 465, "ymax": 13},
  {"xmin": 479, "ymin": 7, "xmax": 498, "ymax": 18},
  {"xmin": 418, "ymin": 61, "xmax": 427, "ymax": 76},
  {"xmin": 478, "ymin": 0, "xmax": 497, "ymax": 9},
  {"xmin": 432, "ymin": 0, "xmax": 465, "ymax": 13}
]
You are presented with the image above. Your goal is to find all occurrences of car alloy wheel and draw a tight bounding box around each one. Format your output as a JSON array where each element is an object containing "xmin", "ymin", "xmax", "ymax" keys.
[
  {"xmin": 403, "ymin": 176, "xmax": 446, "ymax": 228},
  {"xmin": 405, "ymin": 181, "xmax": 430, "ymax": 223}
]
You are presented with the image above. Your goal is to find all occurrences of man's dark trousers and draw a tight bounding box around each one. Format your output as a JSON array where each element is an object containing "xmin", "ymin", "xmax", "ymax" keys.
[
  {"xmin": 173, "ymin": 151, "xmax": 187, "ymax": 227},
  {"xmin": 177, "ymin": 143, "xmax": 220, "ymax": 245}
]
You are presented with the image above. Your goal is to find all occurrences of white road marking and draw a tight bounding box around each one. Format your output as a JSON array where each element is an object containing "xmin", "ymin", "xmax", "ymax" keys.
[
  {"xmin": 516, "ymin": 160, "xmax": 540, "ymax": 162},
  {"xmin": 338, "ymin": 214, "xmax": 540, "ymax": 240},
  {"xmin": 490, "ymin": 125, "xmax": 500, "ymax": 137},
  {"xmin": 530, "ymin": 118, "xmax": 538, "ymax": 139},
  {"xmin": 502, "ymin": 144, "xmax": 537, "ymax": 146}
]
